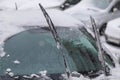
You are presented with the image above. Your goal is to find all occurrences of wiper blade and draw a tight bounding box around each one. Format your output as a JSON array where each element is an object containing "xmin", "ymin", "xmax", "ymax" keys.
[
  {"xmin": 39, "ymin": 4, "xmax": 71, "ymax": 80},
  {"xmin": 90, "ymin": 16, "xmax": 109, "ymax": 76}
]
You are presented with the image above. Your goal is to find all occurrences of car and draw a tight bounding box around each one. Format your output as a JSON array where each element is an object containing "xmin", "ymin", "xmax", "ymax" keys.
[
  {"xmin": 105, "ymin": 18, "xmax": 120, "ymax": 45},
  {"xmin": 0, "ymin": 8, "xmax": 116, "ymax": 80},
  {"xmin": 64, "ymin": 0, "xmax": 120, "ymax": 34}
]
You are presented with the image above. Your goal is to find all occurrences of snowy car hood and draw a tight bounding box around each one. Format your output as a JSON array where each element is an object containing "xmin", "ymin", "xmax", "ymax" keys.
[{"xmin": 0, "ymin": 0, "xmax": 65, "ymax": 10}]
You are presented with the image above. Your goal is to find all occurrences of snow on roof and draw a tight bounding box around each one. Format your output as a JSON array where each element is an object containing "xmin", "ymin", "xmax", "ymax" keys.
[{"xmin": 0, "ymin": 0, "xmax": 65, "ymax": 10}]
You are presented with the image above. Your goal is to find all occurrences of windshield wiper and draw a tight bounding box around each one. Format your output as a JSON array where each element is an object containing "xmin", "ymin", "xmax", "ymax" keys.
[
  {"xmin": 39, "ymin": 4, "xmax": 71, "ymax": 80},
  {"xmin": 90, "ymin": 16, "xmax": 109, "ymax": 76}
]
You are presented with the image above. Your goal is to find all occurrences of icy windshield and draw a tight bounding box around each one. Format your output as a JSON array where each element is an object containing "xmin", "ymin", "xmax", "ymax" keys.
[
  {"xmin": 85, "ymin": 0, "xmax": 112, "ymax": 9},
  {"xmin": 0, "ymin": 27, "xmax": 114, "ymax": 79}
]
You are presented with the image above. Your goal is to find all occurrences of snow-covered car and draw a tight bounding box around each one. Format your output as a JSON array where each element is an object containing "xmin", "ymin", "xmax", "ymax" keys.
[
  {"xmin": 0, "ymin": 0, "xmax": 65, "ymax": 10},
  {"xmin": 64, "ymin": 0, "xmax": 120, "ymax": 34},
  {"xmin": 105, "ymin": 18, "xmax": 120, "ymax": 45},
  {"xmin": 0, "ymin": 8, "xmax": 115, "ymax": 79}
]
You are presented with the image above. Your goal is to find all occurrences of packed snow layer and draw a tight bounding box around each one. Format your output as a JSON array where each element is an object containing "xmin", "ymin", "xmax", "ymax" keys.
[
  {"xmin": 0, "ymin": 0, "xmax": 65, "ymax": 10},
  {"xmin": 0, "ymin": 9, "xmax": 83, "ymax": 27},
  {"xmin": 18, "ymin": 0, "xmax": 65, "ymax": 10}
]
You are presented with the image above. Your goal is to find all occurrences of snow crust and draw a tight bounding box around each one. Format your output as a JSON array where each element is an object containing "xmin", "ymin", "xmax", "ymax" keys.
[{"xmin": 0, "ymin": 0, "xmax": 65, "ymax": 10}]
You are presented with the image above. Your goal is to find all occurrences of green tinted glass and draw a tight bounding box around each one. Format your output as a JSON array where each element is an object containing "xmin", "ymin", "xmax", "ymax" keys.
[{"xmin": 0, "ymin": 27, "xmax": 111, "ymax": 75}]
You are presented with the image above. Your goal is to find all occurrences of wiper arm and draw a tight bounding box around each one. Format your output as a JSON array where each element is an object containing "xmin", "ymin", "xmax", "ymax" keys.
[
  {"xmin": 90, "ymin": 16, "xmax": 109, "ymax": 76},
  {"xmin": 39, "ymin": 4, "xmax": 71, "ymax": 80}
]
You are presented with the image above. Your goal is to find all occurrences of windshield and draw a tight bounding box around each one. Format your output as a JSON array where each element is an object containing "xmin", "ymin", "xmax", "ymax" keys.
[
  {"xmin": 0, "ymin": 27, "xmax": 114, "ymax": 79},
  {"xmin": 79, "ymin": 27, "xmax": 97, "ymax": 49},
  {"xmin": 88, "ymin": 0, "xmax": 112, "ymax": 9}
]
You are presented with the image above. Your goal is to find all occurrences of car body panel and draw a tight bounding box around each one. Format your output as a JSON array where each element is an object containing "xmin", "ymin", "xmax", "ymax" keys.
[{"xmin": 105, "ymin": 18, "xmax": 120, "ymax": 44}]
